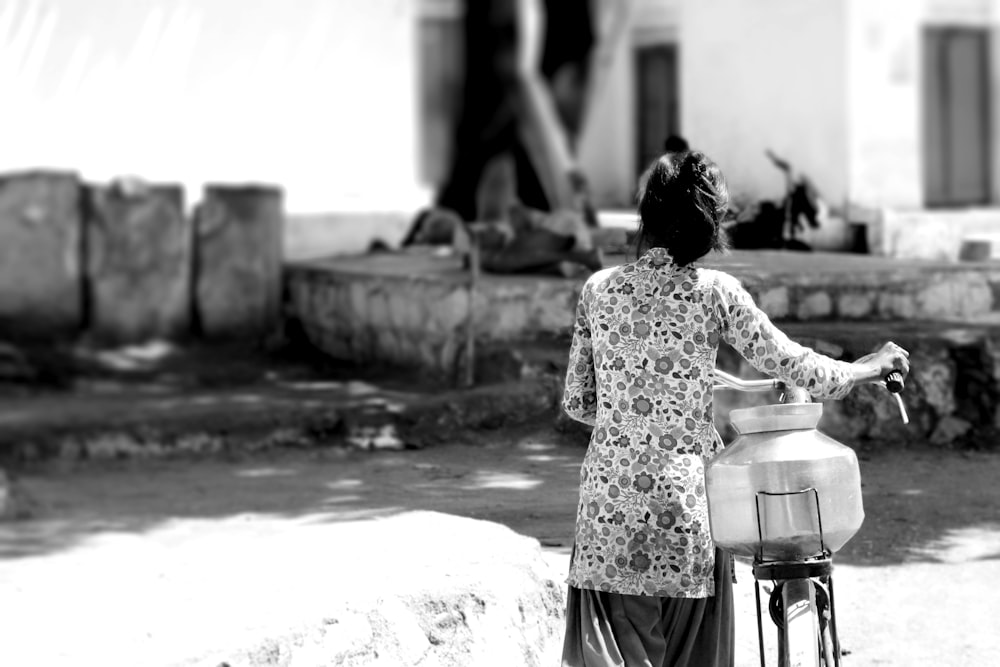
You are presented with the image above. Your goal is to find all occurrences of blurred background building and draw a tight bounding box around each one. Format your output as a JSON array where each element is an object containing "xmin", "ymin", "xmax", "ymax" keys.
[
  {"xmin": 2, "ymin": 0, "xmax": 999, "ymax": 258},
  {"xmin": 420, "ymin": 0, "xmax": 1000, "ymax": 252},
  {"xmin": 0, "ymin": 0, "xmax": 427, "ymax": 215}
]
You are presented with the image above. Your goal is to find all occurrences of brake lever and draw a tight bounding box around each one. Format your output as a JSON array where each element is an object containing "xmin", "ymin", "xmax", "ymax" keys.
[{"xmin": 884, "ymin": 371, "xmax": 909, "ymax": 424}]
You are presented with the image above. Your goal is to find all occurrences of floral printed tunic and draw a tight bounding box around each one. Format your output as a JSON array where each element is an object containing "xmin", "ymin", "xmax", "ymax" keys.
[{"xmin": 562, "ymin": 247, "xmax": 856, "ymax": 598}]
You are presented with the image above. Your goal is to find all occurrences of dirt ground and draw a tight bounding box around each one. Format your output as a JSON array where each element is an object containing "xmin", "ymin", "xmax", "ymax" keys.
[{"xmin": 2, "ymin": 420, "xmax": 999, "ymax": 666}]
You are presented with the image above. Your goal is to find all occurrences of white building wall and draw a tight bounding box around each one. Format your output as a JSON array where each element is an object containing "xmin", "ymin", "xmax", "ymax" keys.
[
  {"xmin": 582, "ymin": 0, "xmax": 1000, "ymax": 256},
  {"xmin": 578, "ymin": 0, "xmax": 680, "ymax": 208},
  {"xmin": 0, "ymin": 0, "xmax": 427, "ymax": 215},
  {"xmin": 680, "ymin": 0, "xmax": 850, "ymax": 210},
  {"xmin": 846, "ymin": 0, "xmax": 925, "ymax": 210},
  {"xmin": 577, "ymin": 46, "xmax": 635, "ymax": 208}
]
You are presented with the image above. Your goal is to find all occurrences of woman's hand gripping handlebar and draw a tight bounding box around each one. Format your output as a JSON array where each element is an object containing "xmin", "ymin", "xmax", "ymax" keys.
[{"xmin": 855, "ymin": 341, "xmax": 910, "ymax": 423}]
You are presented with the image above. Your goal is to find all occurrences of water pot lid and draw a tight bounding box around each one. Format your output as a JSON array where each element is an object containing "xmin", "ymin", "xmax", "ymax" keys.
[{"xmin": 730, "ymin": 403, "xmax": 823, "ymax": 434}]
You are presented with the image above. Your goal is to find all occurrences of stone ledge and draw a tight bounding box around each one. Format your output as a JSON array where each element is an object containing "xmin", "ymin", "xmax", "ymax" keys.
[{"xmin": 288, "ymin": 251, "xmax": 1000, "ymax": 377}]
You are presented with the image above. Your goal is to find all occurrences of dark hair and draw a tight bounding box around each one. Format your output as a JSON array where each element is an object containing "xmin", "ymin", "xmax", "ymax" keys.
[
  {"xmin": 663, "ymin": 134, "xmax": 689, "ymax": 153},
  {"xmin": 636, "ymin": 150, "xmax": 729, "ymax": 266}
]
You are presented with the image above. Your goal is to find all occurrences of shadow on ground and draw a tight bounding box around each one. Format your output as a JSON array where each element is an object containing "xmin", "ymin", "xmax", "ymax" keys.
[{"xmin": 1, "ymin": 420, "xmax": 998, "ymax": 568}]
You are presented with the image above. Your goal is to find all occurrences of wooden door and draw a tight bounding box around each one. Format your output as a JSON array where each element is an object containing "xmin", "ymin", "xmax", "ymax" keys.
[
  {"xmin": 923, "ymin": 27, "xmax": 992, "ymax": 207},
  {"xmin": 636, "ymin": 44, "xmax": 680, "ymax": 178}
]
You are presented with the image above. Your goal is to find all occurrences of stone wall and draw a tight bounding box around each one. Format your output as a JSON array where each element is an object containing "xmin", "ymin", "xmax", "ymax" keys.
[
  {"xmin": 289, "ymin": 255, "xmax": 1000, "ymax": 447},
  {"xmin": 744, "ymin": 267, "xmax": 1000, "ymax": 322},
  {"xmin": 288, "ymin": 265, "xmax": 580, "ymax": 379},
  {"xmin": 288, "ymin": 255, "xmax": 1000, "ymax": 378},
  {"xmin": 713, "ymin": 322, "xmax": 1000, "ymax": 449}
]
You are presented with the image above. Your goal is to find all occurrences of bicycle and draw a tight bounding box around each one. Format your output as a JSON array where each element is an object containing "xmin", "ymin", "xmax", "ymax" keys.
[{"xmin": 708, "ymin": 369, "xmax": 907, "ymax": 667}]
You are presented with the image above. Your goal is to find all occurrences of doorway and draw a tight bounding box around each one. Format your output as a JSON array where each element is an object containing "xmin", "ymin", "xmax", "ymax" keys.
[
  {"xmin": 635, "ymin": 44, "xmax": 680, "ymax": 179},
  {"xmin": 923, "ymin": 27, "xmax": 992, "ymax": 207}
]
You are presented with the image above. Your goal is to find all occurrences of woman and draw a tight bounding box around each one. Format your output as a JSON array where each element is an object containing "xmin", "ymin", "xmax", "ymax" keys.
[{"xmin": 560, "ymin": 150, "xmax": 909, "ymax": 666}]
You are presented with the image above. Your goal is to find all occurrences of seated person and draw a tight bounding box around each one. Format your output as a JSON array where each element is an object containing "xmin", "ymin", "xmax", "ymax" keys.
[
  {"xmin": 402, "ymin": 154, "xmax": 603, "ymax": 277},
  {"xmin": 468, "ymin": 203, "xmax": 603, "ymax": 277},
  {"xmin": 402, "ymin": 204, "xmax": 602, "ymax": 277},
  {"xmin": 400, "ymin": 207, "xmax": 465, "ymax": 247}
]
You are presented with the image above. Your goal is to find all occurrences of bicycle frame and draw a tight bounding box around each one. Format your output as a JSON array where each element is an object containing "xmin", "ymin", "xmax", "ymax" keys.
[
  {"xmin": 751, "ymin": 489, "xmax": 842, "ymax": 667},
  {"xmin": 713, "ymin": 369, "xmax": 905, "ymax": 667}
]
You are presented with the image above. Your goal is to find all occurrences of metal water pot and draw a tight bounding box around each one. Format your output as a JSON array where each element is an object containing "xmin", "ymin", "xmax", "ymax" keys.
[{"xmin": 706, "ymin": 403, "xmax": 864, "ymax": 561}]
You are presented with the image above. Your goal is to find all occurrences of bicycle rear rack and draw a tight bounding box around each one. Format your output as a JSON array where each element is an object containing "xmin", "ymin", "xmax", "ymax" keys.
[{"xmin": 749, "ymin": 488, "xmax": 843, "ymax": 667}]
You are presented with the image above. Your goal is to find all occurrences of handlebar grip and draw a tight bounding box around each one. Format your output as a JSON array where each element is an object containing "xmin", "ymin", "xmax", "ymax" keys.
[{"xmin": 884, "ymin": 371, "xmax": 904, "ymax": 393}]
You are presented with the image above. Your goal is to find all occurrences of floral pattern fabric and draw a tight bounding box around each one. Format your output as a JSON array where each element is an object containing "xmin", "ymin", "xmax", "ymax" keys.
[{"xmin": 562, "ymin": 247, "xmax": 855, "ymax": 598}]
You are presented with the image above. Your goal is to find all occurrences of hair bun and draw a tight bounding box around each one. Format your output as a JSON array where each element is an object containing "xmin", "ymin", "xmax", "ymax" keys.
[{"xmin": 636, "ymin": 151, "xmax": 730, "ymax": 265}]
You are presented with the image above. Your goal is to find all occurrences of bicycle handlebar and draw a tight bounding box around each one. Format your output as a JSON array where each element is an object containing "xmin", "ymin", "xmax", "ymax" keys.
[
  {"xmin": 714, "ymin": 369, "xmax": 909, "ymax": 423},
  {"xmin": 713, "ymin": 370, "xmax": 781, "ymax": 392}
]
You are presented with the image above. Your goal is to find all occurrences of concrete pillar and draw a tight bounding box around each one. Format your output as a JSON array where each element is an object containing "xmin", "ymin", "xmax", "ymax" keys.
[
  {"xmin": 194, "ymin": 185, "xmax": 284, "ymax": 339},
  {"xmin": 0, "ymin": 171, "xmax": 83, "ymax": 339},
  {"xmin": 83, "ymin": 181, "xmax": 191, "ymax": 343}
]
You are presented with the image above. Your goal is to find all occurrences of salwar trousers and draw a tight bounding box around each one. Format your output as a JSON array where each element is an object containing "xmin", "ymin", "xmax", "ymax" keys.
[{"xmin": 561, "ymin": 548, "xmax": 734, "ymax": 667}]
